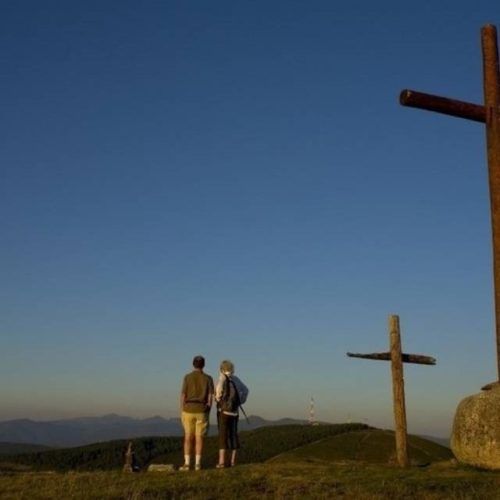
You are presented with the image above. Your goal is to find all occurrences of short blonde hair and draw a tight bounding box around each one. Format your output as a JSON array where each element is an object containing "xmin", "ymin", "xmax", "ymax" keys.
[{"xmin": 220, "ymin": 359, "xmax": 234, "ymax": 374}]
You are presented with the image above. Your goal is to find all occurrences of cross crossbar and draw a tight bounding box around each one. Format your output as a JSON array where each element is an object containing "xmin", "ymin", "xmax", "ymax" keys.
[
  {"xmin": 347, "ymin": 351, "xmax": 436, "ymax": 365},
  {"xmin": 400, "ymin": 24, "xmax": 500, "ymax": 380},
  {"xmin": 400, "ymin": 89, "xmax": 486, "ymax": 123}
]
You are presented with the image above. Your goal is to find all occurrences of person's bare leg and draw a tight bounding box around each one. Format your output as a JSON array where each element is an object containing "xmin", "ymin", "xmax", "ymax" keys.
[
  {"xmin": 195, "ymin": 435, "xmax": 204, "ymax": 456},
  {"xmin": 181, "ymin": 434, "xmax": 194, "ymax": 469},
  {"xmin": 194, "ymin": 435, "xmax": 204, "ymax": 469},
  {"xmin": 218, "ymin": 449, "xmax": 226, "ymax": 466},
  {"xmin": 184, "ymin": 434, "xmax": 193, "ymax": 456},
  {"xmin": 231, "ymin": 449, "xmax": 237, "ymax": 466}
]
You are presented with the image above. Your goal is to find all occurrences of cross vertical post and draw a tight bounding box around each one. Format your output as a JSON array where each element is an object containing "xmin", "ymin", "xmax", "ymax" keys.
[
  {"xmin": 389, "ymin": 315, "xmax": 409, "ymax": 467},
  {"xmin": 482, "ymin": 25, "xmax": 500, "ymax": 378}
]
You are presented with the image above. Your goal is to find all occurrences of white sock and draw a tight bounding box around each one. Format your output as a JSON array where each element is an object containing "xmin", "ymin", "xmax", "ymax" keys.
[
  {"xmin": 184, "ymin": 455, "xmax": 191, "ymax": 465},
  {"xmin": 195, "ymin": 455, "xmax": 201, "ymax": 466}
]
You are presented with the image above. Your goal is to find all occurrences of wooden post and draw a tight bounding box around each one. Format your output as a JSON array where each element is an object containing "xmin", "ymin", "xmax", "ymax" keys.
[
  {"xmin": 389, "ymin": 315, "xmax": 409, "ymax": 467},
  {"xmin": 482, "ymin": 25, "xmax": 500, "ymax": 379},
  {"xmin": 123, "ymin": 441, "xmax": 134, "ymax": 473}
]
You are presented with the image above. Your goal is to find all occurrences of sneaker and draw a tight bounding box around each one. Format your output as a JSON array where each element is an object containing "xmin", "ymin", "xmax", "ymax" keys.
[
  {"xmin": 215, "ymin": 463, "xmax": 225, "ymax": 469},
  {"xmin": 178, "ymin": 464, "xmax": 190, "ymax": 472},
  {"xmin": 195, "ymin": 464, "xmax": 202, "ymax": 471}
]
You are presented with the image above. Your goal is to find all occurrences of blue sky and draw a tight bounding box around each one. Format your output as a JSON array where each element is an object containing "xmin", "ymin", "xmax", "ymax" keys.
[{"xmin": 1, "ymin": 0, "xmax": 498, "ymax": 437}]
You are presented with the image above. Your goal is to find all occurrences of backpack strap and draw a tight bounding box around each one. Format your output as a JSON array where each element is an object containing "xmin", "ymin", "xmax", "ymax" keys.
[{"xmin": 239, "ymin": 404, "xmax": 250, "ymax": 425}]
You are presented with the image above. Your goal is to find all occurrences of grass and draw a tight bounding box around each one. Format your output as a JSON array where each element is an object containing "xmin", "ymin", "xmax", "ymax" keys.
[
  {"xmin": 1, "ymin": 425, "xmax": 496, "ymax": 498},
  {"xmin": 0, "ymin": 461, "xmax": 498, "ymax": 499}
]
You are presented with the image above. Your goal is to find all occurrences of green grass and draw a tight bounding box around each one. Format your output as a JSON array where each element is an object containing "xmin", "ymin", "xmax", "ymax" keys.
[{"xmin": 0, "ymin": 461, "xmax": 498, "ymax": 499}]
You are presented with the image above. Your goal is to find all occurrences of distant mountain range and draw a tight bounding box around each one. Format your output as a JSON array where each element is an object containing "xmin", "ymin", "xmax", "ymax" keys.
[{"xmin": 0, "ymin": 414, "xmax": 308, "ymax": 448}]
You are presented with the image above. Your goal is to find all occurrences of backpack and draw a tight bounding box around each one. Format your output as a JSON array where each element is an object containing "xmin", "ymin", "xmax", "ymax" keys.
[{"xmin": 219, "ymin": 375, "xmax": 241, "ymax": 413}]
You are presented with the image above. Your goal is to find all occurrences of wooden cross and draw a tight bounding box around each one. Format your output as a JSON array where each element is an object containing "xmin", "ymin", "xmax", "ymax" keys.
[
  {"xmin": 347, "ymin": 315, "xmax": 436, "ymax": 467},
  {"xmin": 400, "ymin": 24, "xmax": 500, "ymax": 381}
]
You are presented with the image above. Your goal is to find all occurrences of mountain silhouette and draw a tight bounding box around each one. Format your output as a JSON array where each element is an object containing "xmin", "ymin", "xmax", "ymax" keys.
[{"xmin": 0, "ymin": 414, "xmax": 308, "ymax": 447}]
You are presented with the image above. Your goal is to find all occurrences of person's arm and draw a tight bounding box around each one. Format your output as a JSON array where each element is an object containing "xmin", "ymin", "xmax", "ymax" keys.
[
  {"xmin": 214, "ymin": 373, "xmax": 224, "ymax": 402},
  {"xmin": 206, "ymin": 376, "xmax": 215, "ymax": 411},
  {"xmin": 180, "ymin": 377, "xmax": 187, "ymax": 412}
]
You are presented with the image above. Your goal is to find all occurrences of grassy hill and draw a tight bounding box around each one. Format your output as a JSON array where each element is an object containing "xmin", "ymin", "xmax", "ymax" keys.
[
  {"xmin": 151, "ymin": 423, "xmax": 372, "ymax": 467},
  {"xmin": 0, "ymin": 423, "xmax": 368, "ymax": 472},
  {"xmin": 1, "ymin": 425, "xmax": 497, "ymax": 499},
  {"xmin": 269, "ymin": 429, "xmax": 452, "ymax": 465},
  {"xmin": 0, "ymin": 423, "xmax": 454, "ymax": 473}
]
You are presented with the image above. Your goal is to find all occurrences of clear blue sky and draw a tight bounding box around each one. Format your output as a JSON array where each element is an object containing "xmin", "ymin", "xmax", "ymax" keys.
[{"xmin": 1, "ymin": 0, "xmax": 498, "ymax": 437}]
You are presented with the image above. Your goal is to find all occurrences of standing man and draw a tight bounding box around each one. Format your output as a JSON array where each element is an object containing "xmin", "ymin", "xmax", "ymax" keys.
[{"xmin": 179, "ymin": 355, "xmax": 214, "ymax": 471}]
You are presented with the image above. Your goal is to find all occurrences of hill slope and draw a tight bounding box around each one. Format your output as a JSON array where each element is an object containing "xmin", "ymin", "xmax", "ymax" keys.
[
  {"xmin": 269, "ymin": 429, "xmax": 453, "ymax": 465},
  {"xmin": 151, "ymin": 423, "xmax": 371, "ymax": 467}
]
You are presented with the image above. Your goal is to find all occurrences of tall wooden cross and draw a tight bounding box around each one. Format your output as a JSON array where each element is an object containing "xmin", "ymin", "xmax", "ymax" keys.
[
  {"xmin": 400, "ymin": 24, "xmax": 500, "ymax": 381},
  {"xmin": 347, "ymin": 315, "xmax": 436, "ymax": 467}
]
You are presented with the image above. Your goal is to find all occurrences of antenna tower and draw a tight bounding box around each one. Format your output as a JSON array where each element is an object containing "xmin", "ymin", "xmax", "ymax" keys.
[{"xmin": 309, "ymin": 397, "xmax": 317, "ymax": 425}]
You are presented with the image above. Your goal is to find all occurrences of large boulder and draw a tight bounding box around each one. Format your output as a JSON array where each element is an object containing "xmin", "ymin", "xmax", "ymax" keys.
[{"xmin": 451, "ymin": 384, "xmax": 500, "ymax": 470}]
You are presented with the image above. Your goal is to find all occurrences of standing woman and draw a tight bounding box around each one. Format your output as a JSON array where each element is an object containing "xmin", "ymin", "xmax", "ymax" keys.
[{"xmin": 215, "ymin": 359, "xmax": 249, "ymax": 468}]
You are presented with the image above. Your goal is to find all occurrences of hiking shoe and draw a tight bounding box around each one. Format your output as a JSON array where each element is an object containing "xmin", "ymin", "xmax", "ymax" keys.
[
  {"xmin": 178, "ymin": 464, "xmax": 190, "ymax": 472},
  {"xmin": 195, "ymin": 464, "xmax": 202, "ymax": 471}
]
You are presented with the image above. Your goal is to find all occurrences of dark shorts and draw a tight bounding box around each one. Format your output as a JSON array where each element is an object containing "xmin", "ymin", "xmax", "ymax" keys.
[{"xmin": 217, "ymin": 412, "xmax": 240, "ymax": 450}]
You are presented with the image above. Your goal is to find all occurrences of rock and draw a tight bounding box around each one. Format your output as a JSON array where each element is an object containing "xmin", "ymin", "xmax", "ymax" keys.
[
  {"xmin": 451, "ymin": 386, "xmax": 500, "ymax": 470},
  {"xmin": 147, "ymin": 464, "xmax": 175, "ymax": 472}
]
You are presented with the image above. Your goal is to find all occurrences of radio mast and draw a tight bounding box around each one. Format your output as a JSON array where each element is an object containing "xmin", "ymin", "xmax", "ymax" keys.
[{"xmin": 309, "ymin": 397, "xmax": 318, "ymax": 425}]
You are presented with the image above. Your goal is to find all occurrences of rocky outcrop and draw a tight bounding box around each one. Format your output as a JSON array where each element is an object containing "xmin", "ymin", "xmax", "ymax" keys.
[{"xmin": 451, "ymin": 385, "xmax": 500, "ymax": 470}]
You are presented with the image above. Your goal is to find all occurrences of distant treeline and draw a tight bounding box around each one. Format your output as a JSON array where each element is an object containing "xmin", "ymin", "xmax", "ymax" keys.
[
  {"xmin": 2, "ymin": 424, "xmax": 369, "ymax": 472},
  {"xmin": 0, "ymin": 442, "xmax": 51, "ymax": 456}
]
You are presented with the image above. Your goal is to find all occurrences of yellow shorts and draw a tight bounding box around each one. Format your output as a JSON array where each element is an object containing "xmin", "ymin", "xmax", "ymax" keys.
[{"xmin": 181, "ymin": 411, "xmax": 209, "ymax": 437}]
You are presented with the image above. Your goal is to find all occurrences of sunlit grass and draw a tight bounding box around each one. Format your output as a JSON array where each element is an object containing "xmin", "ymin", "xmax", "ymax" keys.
[{"xmin": 1, "ymin": 461, "xmax": 499, "ymax": 499}]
